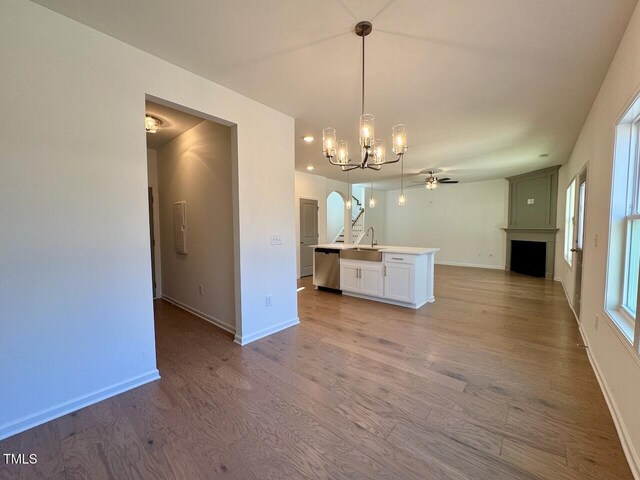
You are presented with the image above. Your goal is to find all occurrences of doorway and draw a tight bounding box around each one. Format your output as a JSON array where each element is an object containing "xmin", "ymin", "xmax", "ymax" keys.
[
  {"xmin": 299, "ymin": 198, "xmax": 318, "ymax": 277},
  {"xmin": 327, "ymin": 191, "xmax": 346, "ymax": 243},
  {"xmin": 145, "ymin": 97, "xmax": 238, "ymax": 336},
  {"xmin": 572, "ymin": 167, "xmax": 587, "ymax": 318}
]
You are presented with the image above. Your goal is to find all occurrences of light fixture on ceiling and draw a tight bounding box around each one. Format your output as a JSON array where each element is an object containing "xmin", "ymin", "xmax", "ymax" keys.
[
  {"xmin": 398, "ymin": 150, "xmax": 406, "ymax": 206},
  {"xmin": 303, "ymin": 135, "xmax": 314, "ymax": 143},
  {"xmin": 306, "ymin": 165, "xmax": 315, "ymax": 171},
  {"xmin": 145, "ymin": 115, "xmax": 162, "ymax": 134},
  {"xmin": 369, "ymin": 172, "xmax": 376, "ymax": 208},
  {"xmin": 426, "ymin": 176, "xmax": 438, "ymax": 190},
  {"xmin": 322, "ymin": 21, "xmax": 408, "ymax": 171}
]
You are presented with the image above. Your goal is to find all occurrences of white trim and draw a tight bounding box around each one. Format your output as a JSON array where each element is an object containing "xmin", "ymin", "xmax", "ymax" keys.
[
  {"xmin": 557, "ymin": 278, "xmax": 640, "ymax": 478},
  {"xmin": 579, "ymin": 324, "xmax": 640, "ymax": 480},
  {"xmin": 162, "ymin": 295, "xmax": 236, "ymax": 334},
  {"xmin": 0, "ymin": 370, "xmax": 160, "ymax": 441},
  {"xmin": 234, "ymin": 317, "xmax": 300, "ymax": 346},
  {"xmin": 435, "ymin": 261, "xmax": 506, "ymax": 270}
]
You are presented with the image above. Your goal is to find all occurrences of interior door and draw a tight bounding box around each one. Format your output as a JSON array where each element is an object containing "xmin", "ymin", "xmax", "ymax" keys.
[
  {"xmin": 300, "ymin": 198, "xmax": 318, "ymax": 277},
  {"xmin": 572, "ymin": 169, "xmax": 587, "ymax": 318}
]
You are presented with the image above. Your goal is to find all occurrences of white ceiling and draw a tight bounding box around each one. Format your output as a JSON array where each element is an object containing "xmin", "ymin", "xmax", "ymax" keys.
[
  {"xmin": 145, "ymin": 101, "xmax": 205, "ymax": 150},
  {"xmin": 34, "ymin": 0, "xmax": 637, "ymax": 188}
]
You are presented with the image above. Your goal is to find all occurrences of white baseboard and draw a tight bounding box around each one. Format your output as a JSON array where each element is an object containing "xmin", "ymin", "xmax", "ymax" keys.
[
  {"xmin": 0, "ymin": 369, "xmax": 160, "ymax": 441},
  {"xmin": 162, "ymin": 295, "xmax": 235, "ymax": 334},
  {"xmin": 435, "ymin": 261, "xmax": 506, "ymax": 270},
  {"xmin": 578, "ymin": 325, "xmax": 640, "ymax": 479},
  {"xmin": 234, "ymin": 317, "xmax": 300, "ymax": 346},
  {"xmin": 557, "ymin": 278, "xmax": 639, "ymax": 478}
]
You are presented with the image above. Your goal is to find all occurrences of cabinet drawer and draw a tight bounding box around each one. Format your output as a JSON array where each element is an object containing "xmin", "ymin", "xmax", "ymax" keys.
[{"xmin": 383, "ymin": 253, "xmax": 416, "ymax": 264}]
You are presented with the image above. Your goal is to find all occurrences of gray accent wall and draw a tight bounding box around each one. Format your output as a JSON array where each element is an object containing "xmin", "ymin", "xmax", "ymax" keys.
[{"xmin": 504, "ymin": 166, "xmax": 560, "ymax": 279}]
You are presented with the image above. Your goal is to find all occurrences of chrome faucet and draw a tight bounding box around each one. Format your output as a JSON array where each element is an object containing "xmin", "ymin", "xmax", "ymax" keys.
[{"xmin": 366, "ymin": 227, "xmax": 376, "ymax": 248}]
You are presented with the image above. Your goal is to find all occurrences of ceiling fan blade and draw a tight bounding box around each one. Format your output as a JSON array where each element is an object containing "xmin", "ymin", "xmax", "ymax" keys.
[
  {"xmin": 406, "ymin": 184, "xmax": 425, "ymax": 189},
  {"xmin": 439, "ymin": 180, "xmax": 459, "ymax": 184},
  {"xmin": 437, "ymin": 177, "xmax": 451, "ymax": 182}
]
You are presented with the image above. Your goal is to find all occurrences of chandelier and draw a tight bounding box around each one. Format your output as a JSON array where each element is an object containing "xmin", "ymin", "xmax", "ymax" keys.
[{"xmin": 322, "ymin": 21, "xmax": 408, "ymax": 171}]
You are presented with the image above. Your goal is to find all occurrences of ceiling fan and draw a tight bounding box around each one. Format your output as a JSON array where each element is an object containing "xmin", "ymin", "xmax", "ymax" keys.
[{"xmin": 408, "ymin": 169, "xmax": 459, "ymax": 190}]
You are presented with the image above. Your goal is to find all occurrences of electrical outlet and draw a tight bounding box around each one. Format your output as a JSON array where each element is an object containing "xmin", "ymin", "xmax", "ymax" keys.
[
  {"xmin": 265, "ymin": 295, "xmax": 273, "ymax": 307},
  {"xmin": 198, "ymin": 284, "xmax": 204, "ymax": 296},
  {"xmin": 527, "ymin": 198, "xmax": 535, "ymax": 205},
  {"xmin": 594, "ymin": 314, "xmax": 599, "ymax": 330},
  {"xmin": 271, "ymin": 235, "xmax": 283, "ymax": 245}
]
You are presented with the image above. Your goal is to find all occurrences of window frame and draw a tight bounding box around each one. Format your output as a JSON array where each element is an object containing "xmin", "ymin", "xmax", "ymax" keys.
[
  {"xmin": 606, "ymin": 102, "xmax": 640, "ymax": 351},
  {"xmin": 564, "ymin": 179, "xmax": 576, "ymax": 267}
]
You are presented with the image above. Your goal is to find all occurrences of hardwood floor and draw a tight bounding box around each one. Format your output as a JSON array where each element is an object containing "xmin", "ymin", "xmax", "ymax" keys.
[{"xmin": 1, "ymin": 266, "xmax": 633, "ymax": 479}]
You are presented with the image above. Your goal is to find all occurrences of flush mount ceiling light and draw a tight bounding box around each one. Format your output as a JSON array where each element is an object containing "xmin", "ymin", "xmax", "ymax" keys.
[
  {"xmin": 145, "ymin": 115, "xmax": 162, "ymax": 134},
  {"xmin": 322, "ymin": 21, "xmax": 408, "ymax": 172},
  {"xmin": 303, "ymin": 135, "xmax": 314, "ymax": 143},
  {"xmin": 306, "ymin": 165, "xmax": 315, "ymax": 171}
]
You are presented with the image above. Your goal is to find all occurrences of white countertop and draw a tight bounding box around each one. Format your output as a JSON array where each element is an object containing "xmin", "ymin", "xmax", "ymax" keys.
[{"xmin": 312, "ymin": 243, "xmax": 439, "ymax": 255}]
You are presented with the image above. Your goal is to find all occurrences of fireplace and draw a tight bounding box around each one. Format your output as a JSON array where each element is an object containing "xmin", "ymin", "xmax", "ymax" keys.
[
  {"xmin": 503, "ymin": 166, "xmax": 560, "ymax": 280},
  {"xmin": 510, "ymin": 240, "xmax": 546, "ymax": 277}
]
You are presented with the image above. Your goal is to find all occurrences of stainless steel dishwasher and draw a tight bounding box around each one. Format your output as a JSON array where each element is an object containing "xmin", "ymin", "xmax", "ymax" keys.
[{"xmin": 313, "ymin": 248, "xmax": 341, "ymax": 290}]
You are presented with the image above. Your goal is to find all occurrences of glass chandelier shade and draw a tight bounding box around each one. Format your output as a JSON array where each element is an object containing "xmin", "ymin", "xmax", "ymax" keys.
[
  {"xmin": 398, "ymin": 193, "xmax": 407, "ymax": 206},
  {"xmin": 359, "ymin": 114, "xmax": 375, "ymax": 148},
  {"xmin": 392, "ymin": 124, "xmax": 408, "ymax": 155},
  {"xmin": 336, "ymin": 140, "xmax": 349, "ymax": 165},
  {"xmin": 371, "ymin": 139, "xmax": 386, "ymax": 165},
  {"xmin": 323, "ymin": 128, "xmax": 337, "ymax": 157}
]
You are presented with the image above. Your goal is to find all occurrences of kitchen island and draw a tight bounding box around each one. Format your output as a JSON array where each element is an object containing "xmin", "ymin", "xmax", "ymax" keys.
[{"xmin": 312, "ymin": 243, "xmax": 439, "ymax": 309}]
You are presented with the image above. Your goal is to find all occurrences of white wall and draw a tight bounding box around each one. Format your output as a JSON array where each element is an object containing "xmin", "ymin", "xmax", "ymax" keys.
[
  {"xmin": 0, "ymin": 0, "xmax": 296, "ymax": 440},
  {"xmin": 384, "ymin": 179, "xmax": 509, "ymax": 268},
  {"xmin": 157, "ymin": 121, "xmax": 235, "ymax": 332},
  {"xmin": 363, "ymin": 187, "xmax": 387, "ymax": 246},
  {"xmin": 146, "ymin": 148, "xmax": 162, "ymax": 298},
  {"xmin": 554, "ymin": 3, "xmax": 640, "ymax": 476}
]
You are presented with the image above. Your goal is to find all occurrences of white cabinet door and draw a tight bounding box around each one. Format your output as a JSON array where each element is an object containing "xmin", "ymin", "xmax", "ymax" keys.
[
  {"xmin": 360, "ymin": 264, "xmax": 384, "ymax": 297},
  {"xmin": 340, "ymin": 264, "xmax": 360, "ymax": 293},
  {"xmin": 384, "ymin": 263, "xmax": 415, "ymax": 303}
]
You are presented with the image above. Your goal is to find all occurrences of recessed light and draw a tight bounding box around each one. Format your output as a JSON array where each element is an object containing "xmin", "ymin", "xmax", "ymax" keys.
[
  {"xmin": 306, "ymin": 165, "xmax": 315, "ymax": 171},
  {"xmin": 539, "ymin": 153, "xmax": 549, "ymax": 158},
  {"xmin": 303, "ymin": 135, "xmax": 314, "ymax": 143}
]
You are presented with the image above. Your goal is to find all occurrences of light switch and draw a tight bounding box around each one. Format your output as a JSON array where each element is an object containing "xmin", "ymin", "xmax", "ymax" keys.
[
  {"xmin": 527, "ymin": 198, "xmax": 535, "ymax": 205},
  {"xmin": 271, "ymin": 235, "xmax": 283, "ymax": 245}
]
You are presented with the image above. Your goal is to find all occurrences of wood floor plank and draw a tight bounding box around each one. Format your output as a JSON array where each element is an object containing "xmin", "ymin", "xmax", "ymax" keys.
[{"xmin": 3, "ymin": 265, "xmax": 633, "ymax": 480}]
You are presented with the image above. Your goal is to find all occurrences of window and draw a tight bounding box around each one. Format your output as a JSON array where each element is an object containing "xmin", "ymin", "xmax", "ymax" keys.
[
  {"xmin": 607, "ymin": 99, "xmax": 640, "ymax": 348},
  {"xmin": 564, "ymin": 179, "xmax": 576, "ymax": 266}
]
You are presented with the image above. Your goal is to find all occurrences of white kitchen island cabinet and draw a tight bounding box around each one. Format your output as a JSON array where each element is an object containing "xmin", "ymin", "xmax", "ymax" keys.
[{"xmin": 324, "ymin": 245, "xmax": 438, "ymax": 309}]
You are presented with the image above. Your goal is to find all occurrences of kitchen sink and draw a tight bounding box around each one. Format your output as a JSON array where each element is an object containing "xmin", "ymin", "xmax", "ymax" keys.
[{"xmin": 340, "ymin": 248, "xmax": 383, "ymax": 262}]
